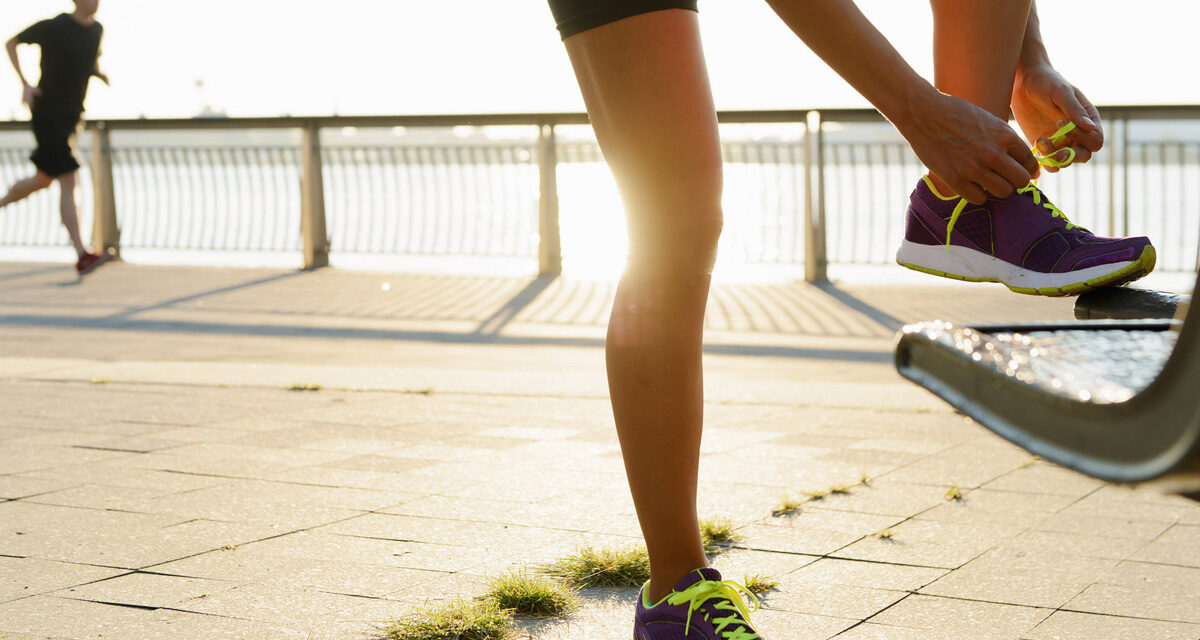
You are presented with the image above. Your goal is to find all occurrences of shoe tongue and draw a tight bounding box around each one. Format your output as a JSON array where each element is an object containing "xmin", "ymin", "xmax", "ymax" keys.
[{"xmin": 674, "ymin": 567, "xmax": 723, "ymax": 592}]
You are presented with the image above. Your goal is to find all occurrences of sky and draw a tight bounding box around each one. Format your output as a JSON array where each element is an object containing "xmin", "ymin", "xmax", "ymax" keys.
[{"xmin": 2, "ymin": 1, "xmax": 1198, "ymax": 120}]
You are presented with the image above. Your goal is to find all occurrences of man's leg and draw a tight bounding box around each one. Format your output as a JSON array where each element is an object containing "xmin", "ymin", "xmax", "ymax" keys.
[
  {"xmin": 563, "ymin": 9, "xmax": 722, "ymax": 602},
  {"xmin": 56, "ymin": 170, "xmax": 87, "ymax": 257},
  {"xmin": 0, "ymin": 172, "xmax": 55, "ymax": 209},
  {"xmin": 927, "ymin": 0, "xmax": 1032, "ymax": 195}
]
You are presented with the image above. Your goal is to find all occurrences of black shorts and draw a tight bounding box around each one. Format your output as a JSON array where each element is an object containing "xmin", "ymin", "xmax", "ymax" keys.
[
  {"xmin": 30, "ymin": 104, "xmax": 82, "ymax": 177},
  {"xmin": 549, "ymin": 0, "xmax": 698, "ymax": 39}
]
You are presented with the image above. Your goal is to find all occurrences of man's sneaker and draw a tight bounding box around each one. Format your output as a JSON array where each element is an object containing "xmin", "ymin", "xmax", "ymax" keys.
[
  {"xmin": 634, "ymin": 568, "xmax": 762, "ymax": 640},
  {"xmin": 75, "ymin": 250, "xmax": 111, "ymax": 276},
  {"xmin": 896, "ymin": 175, "xmax": 1155, "ymax": 296}
]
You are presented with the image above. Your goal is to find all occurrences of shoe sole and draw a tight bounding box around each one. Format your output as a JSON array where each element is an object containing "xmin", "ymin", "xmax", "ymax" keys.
[
  {"xmin": 895, "ymin": 240, "xmax": 1156, "ymax": 297},
  {"xmin": 77, "ymin": 252, "xmax": 112, "ymax": 277}
]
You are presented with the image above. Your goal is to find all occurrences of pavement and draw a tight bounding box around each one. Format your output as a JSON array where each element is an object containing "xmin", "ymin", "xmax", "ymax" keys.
[{"xmin": 0, "ymin": 260, "xmax": 1197, "ymax": 640}]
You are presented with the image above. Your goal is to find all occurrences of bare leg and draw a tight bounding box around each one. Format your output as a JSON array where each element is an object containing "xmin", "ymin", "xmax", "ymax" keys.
[
  {"xmin": 0, "ymin": 172, "xmax": 54, "ymax": 208},
  {"xmin": 563, "ymin": 9, "xmax": 722, "ymax": 602},
  {"xmin": 928, "ymin": 0, "xmax": 1032, "ymax": 195},
  {"xmin": 56, "ymin": 171, "xmax": 87, "ymax": 257}
]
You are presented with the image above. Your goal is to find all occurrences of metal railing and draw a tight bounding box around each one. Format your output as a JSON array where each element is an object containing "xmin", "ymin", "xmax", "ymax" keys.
[{"xmin": 1, "ymin": 106, "xmax": 1197, "ymax": 279}]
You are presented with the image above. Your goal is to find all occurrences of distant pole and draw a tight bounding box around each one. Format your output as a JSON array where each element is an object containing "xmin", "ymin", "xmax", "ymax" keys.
[
  {"xmin": 804, "ymin": 110, "xmax": 828, "ymax": 283},
  {"xmin": 90, "ymin": 123, "xmax": 120, "ymax": 258},
  {"xmin": 300, "ymin": 122, "xmax": 329, "ymax": 269},
  {"xmin": 537, "ymin": 123, "xmax": 562, "ymax": 276}
]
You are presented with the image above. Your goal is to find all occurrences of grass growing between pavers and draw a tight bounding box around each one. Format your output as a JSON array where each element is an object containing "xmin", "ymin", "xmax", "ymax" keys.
[
  {"xmin": 543, "ymin": 546, "xmax": 651, "ymax": 589},
  {"xmin": 286, "ymin": 382, "xmax": 322, "ymax": 391},
  {"xmin": 944, "ymin": 485, "xmax": 964, "ymax": 501},
  {"xmin": 485, "ymin": 571, "xmax": 579, "ymax": 617},
  {"xmin": 699, "ymin": 517, "xmax": 742, "ymax": 555},
  {"xmin": 773, "ymin": 474, "xmax": 872, "ymax": 517},
  {"xmin": 384, "ymin": 598, "xmax": 514, "ymax": 640},
  {"xmin": 741, "ymin": 574, "xmax": 779, "ymax": 596}
]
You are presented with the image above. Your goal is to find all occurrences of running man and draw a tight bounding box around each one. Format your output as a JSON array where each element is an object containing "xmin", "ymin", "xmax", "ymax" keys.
[
  {"xmin": 2, "ymin": 0, "xmax": 111, "ymax": 276},
  {"xmin": 546, "ymin": 1, "xmax": 1154, "ymax": 638}
]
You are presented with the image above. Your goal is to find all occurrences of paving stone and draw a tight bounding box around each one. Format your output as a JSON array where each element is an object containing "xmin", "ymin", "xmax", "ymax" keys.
[
  {"xmin": 999, "ymin": 529, "xmax": 1148, "ymax": 561},
  {"xmin": 1025, "ymin": 610, "xmax": 1200, "ymax": 640},
  {"xmin": 1034, "ymin": 511, "xmax": 1176, "ymax": 542},
  {"xmin": 919, "ymin": 547, "xmax": 1118, "ymax": 608},
  {"xmin": 0, "ymin": 475, "xmax": 71, "ymax": 500},
  {"xmin": 1065, "ymin": 561, "xmax": 1200, "ymax": 623},
  {"xmin": 1131, "ymin": 524, "xmax": 1200, "ymax": 567},
  {"xmin": 917, "ymin": 488, "xmax": 1076, "ymax": 524},
  {"xmin": 314, "ymin": 513, "xmax": 575, "ymax": 553},
  {"xmin": 834, "ymin": 518, "xmax": 1027, "ymax": 569},
  {"xmin": 110, "ymin": 609, "xmax": 309, "ymax": 640},
  {"xmin": 237, "ymin": 531, "xmax": 493, "ymax": 573},
  {"xmin": 867, "ymin": 594, "xmax": 1049, "ymax": 640},
  {"xmin": 766, "ymin": 577, "xmax": 909, "ymax": 619},
  {"xmin": 55, "ymin": 572, "xmax": 238, "ymax": 609},
  {"xmin": 0, "ymin": 595, "xmax": 144, "ymax": 639},
  {"xmin": 0, "ymin": 557, "xmax": 126, "ymax": 604},
  {"xmin": 743, "ymin": 509, "xmax": 904, "ymax": 556},
  {"xmin": 785, "ymin": 557, "xmax": 947, "ymax": 592},
  {"xmin": 708, "ymin": 548, "xmax": 817, "ymax": 585},
  {"xmin": 787, "ymin": 479, "xmax": 949, "ymax": 518},
  {"xmin": 880, "ymin": 442, "xmax": 1035, "ymax": 488}
]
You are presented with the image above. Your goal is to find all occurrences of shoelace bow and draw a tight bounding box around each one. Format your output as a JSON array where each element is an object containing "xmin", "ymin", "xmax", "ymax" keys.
[
  {"xmin": 943, "ymin": 121, "xmax": 1080, "ymax": 250},
  {"xmin": 667, "ymin": 579, "xmax": 762, "ymax": 640}
]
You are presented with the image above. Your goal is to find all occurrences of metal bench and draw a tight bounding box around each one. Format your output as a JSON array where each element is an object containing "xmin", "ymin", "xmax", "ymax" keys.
[{"xmin": 894, "ymin": 286, "xmax": 1199, "ymax": 499}]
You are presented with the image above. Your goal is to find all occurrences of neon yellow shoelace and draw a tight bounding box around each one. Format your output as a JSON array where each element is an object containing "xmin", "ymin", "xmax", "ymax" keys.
[
  {"xmin": 943, "ymin": 121, "xmax": 1080, "ymax": 249},
  {"xmin": 666, "ymin": 578, "xmax": 762, "ymax": 640}
]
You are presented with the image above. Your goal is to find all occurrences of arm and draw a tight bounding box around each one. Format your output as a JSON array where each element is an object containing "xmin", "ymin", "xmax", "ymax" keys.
[
  {"xmin": 5, "ymin": 36, "xmax": 40, "ymax": 108},
  {"xmin": 1010, "ymin": 1, "xmax": 1102, "ymax": 170},
  {"xmin": 765, "ymin": 0, "xmax": 1039, "ymax": 203},
  {"xmin": 92, "ymin": 43, "xmax": 109, "ymax": 85}
]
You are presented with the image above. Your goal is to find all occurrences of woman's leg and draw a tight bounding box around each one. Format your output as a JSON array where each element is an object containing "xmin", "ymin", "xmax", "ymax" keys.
[
  {"xmin": 0, "ymin": 172, "xmax": 54, "ymax": 209},
  {"xmin": 562, "ymin": 9, "xmax": 722, "ymax": 602},
  {"xmin": 927, "ymin": 0, "xmax": 1032, "ymax": 195}
]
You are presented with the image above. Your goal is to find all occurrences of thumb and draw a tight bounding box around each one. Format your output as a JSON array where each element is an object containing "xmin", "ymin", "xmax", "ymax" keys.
[{"xmin": 1054, "ymin": 89, "xmax": 1096, "ymax": 131}]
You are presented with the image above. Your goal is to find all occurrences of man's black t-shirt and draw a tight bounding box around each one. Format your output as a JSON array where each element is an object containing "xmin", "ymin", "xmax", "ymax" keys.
[{"xmin": 17, "ymin": 14, "xmax": 103, "ymax": 114}]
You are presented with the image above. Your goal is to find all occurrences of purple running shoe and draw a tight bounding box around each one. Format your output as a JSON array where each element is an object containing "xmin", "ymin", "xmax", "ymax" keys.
[
  {"xmin": 896, "ymin": 175, "xmax": 1155, "ymax": 296},
  {"xmin": 634, "ymin": 567, "xmax": 762, "ymax": 640}
]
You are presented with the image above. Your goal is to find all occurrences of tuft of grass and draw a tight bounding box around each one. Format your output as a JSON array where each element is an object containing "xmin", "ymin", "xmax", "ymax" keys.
[
  {"xmin": 485, "ymin": 571, "xmax": 578, "ymax": 618},
  {"xmin": 741, "ymin": 574, "xmax": 779, "ymax": 596},
  {"xmin": 385, "ymin": 599, "xmax": 513, "ymax": 640},
  {"xmin": 772, "ymin": 496, "xmax": 803, "ymax": 517},
  {"xmin": 411, "ymin": 387, "xmax": 436, "ymax": 395},
  {"xmin": 287, "ymin": 382, "xmax": 322, "ymax": 391},
  {"xmin": 543, "ymin": 546, "xmax": 650, "ymax": 589},
  {"xmin": 859, "ymin": 473, "xmax": 872, "ymax": 487},
  {"xmin": 944, "ymin": 486, "xmax": 964, "ymax": 501},
  {"xmin": 699, "ymin": 517, "xmax": 741, "ymax": 545},
  {"xmin": 1017, "ymin": 456, "xmax": 1040, "ymax": 469},
  {"xmin": 877, "ymin": 528, "xmax": 896, "ymax": 540},
  {"xmin": 828, "ymin": 484, "xmax": 854, "ymax": 495},
  {"xmin": 87, "ymin": 376, "xmax": 111, "ymax": 385},
  {"xmin": 803, "ymin": 489, "xmax": 829, "ymax": 501}
]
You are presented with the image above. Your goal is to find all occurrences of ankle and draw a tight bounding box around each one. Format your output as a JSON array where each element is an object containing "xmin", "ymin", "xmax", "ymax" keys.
[{"xmin": 646, "ymin": 564, "xmax": 709, "ymax": 603}]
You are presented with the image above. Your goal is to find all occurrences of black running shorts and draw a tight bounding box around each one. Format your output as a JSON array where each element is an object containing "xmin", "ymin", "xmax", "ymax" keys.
[
  {"xmin": 549, "ymin": 0, "xmax": 698, "ymax": 39},
  {"xmin": 29, "ymin": 104, "xmax": 82, "ymax": 177}
]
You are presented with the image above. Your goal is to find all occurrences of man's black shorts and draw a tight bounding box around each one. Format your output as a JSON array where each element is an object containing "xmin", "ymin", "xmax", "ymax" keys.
[
  {"xmin": 30, "ymin": 104, "xmax": 82, "ymax": 177},
  {"xmin": 549, "ymin": 0, "xmax": 698, "ymax": 39}
]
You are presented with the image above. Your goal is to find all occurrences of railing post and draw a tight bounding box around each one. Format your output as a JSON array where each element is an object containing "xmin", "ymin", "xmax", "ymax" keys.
[
  {"xmin": 804, "ymin": 110, "xmax": 828, "ymax": 283},
  {"xmin": 537, "ymin": 123, "xmax": 562, "ymax": 276},
  {"xmin": 90, "ymin": 123, "xmax": 120, "ymax": 258},
  {"xmin": 300, "ymin": 122, "xmax": 329, "ymax": 269}
]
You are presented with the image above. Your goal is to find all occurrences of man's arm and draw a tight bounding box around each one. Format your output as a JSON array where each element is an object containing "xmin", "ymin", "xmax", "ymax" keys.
[
  {"xmin": 5, "ymin": 36, "xmax": 40, "ymax": 107},
  {"xmin": 764, "ymin": 0, "xmax": 1039, "ymax": 204}
]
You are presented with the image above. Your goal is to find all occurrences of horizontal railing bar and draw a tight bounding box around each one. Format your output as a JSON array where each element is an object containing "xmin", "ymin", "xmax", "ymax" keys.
[{"xmin": 1, "ymin": 105, "xmax": 1197, "ymax": 133}]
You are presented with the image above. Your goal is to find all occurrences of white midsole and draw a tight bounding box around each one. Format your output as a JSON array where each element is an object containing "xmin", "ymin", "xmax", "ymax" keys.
[{"xmin": 895, "ymin": 240, "xmax": 1136, "ymax": 288}]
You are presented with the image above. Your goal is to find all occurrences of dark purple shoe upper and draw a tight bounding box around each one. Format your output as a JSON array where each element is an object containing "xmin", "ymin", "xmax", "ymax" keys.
[
  {"xmin": 634, "ymin": 568, "xmax": 760, "ymax": 640},
  {"xmin": 905, "ymin": 178, "xmax": 1151, "ymax": 274}
]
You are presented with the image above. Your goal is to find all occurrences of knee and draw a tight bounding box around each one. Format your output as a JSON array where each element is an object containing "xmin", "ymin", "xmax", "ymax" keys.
[
  {"xmin": 34, "ymin": 173, "xmax": 54, "ymax": 190},
  {"xmin": 629, "ymin": 205, "xmax": 724, "ymax": 273}
]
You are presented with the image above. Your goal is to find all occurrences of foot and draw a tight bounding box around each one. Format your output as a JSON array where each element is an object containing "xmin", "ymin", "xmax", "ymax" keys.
[
  {"xmin": 896, "ymin": 176, "xmax": 1155, "ymax": 296},
  {"xmin": 75, "ymin": 250, "xmax": 111, "ymax": 276},
  {"xmin": 634, "ymin": 568, "xmax": 763, "ymax": 640}
]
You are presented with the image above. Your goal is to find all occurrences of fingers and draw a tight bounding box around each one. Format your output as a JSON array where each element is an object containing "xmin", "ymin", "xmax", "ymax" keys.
[{"xmin": 1053, "ymin": 89, "xmax": 1097, "ymax": 132}]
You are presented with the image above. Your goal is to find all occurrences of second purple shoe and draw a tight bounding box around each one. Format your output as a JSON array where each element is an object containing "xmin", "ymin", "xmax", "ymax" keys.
[
  {"xmin": 634, "ymin": 567, "xmax": 763, "ymax": 640},
  {"xmin": 896, "ymin": 176, "xmax": 1155, "ymax": 296}
]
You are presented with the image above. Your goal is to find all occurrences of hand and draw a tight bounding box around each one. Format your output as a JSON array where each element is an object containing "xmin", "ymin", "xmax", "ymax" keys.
[
  {"xmin": 898, "ymin": 91, "xmax": 1039, "ymax": 204},
  {"xmin": 96, "ymin": 72, "xmax": 110, "ymax": 86},
  {"xmin": 21, "ymin": 83, "xmax": 41, "ymax": 109},
  {"xmin": 1011, "ymin": 65, "xmax": 1103, "ymax": 173}
]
